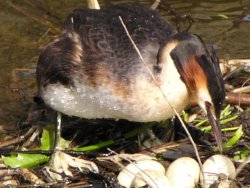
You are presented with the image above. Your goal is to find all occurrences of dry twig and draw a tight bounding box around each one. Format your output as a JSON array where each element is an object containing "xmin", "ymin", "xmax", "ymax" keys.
[
  {"xmin": 19, "ymin": 169, "xmax": 45, "ymax": 184},
  {"xmin": 8, "ymin": 1, "xmax": 60, "ymax": 33},
  {"xmin": 151, "ymin": 0, "xmax": 161, "ymax": 10},
  {"xmin": 0, "ymin": 125, "xmax": 38, "ymax": 149},
  {"xmin": 226, "ymin": 93, "xmax": 250, "ymax": 106},
  {"xmin": 87, "ymin": 0, "xmax": 100, "ymax": 9}
]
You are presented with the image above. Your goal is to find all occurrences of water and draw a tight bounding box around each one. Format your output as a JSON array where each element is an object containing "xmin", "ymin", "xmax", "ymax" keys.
[{"xmin": 0, "ymin": 0, "xmax": 249, "ymax": 128}]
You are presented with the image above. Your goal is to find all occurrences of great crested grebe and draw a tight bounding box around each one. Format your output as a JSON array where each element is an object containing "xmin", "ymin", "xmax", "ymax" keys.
[{"xmin": 37, "ymin": 3, "xmax": 225, "ymax": 153}]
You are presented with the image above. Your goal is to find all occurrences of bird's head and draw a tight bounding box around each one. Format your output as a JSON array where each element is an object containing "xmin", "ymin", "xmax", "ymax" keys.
[{"xmin": 167, "ymin": 32, "xmax": 225, "ymax": 152}]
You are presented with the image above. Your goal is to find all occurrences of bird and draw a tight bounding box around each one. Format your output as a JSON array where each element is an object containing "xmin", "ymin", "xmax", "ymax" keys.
[{"xmin": 36, "ymin": 2, "xmax": 225, "ymax": 161}]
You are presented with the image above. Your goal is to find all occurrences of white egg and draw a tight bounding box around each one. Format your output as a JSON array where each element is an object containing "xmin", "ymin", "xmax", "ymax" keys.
[
  {"xmin": 133, "ymin": 170, "xmax": 172, "ymax": 188},
  {"xmin": 166, "ymin": 157, "xmax": 200, "ymax": 188},
  {"xmin": 201, "ymin": 154, "xmax": 236, "ymax": 188},
  {"xmin": 117, "ymin": 159, "xmax": 167, "ymax": 188}
]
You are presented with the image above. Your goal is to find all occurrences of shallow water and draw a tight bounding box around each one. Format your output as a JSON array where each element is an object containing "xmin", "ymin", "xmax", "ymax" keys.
[{"xmin": 0, "ymin": 0, "xmax": 249, "ymax": 129}]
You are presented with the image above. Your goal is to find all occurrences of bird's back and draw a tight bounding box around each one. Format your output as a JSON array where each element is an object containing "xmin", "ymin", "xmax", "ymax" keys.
[
  {"xmin": 63, "ymin": 3, "xmax": 176, "ymax": 82},
  {"xmin": 65, "ymin": 3, "xmax": 175, "ymax": 55}
]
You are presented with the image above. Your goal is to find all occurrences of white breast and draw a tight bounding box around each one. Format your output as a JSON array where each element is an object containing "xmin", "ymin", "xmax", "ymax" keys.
[{"xmin": 41, "ymin": 58, "xmax": 189, "ymax": 123}]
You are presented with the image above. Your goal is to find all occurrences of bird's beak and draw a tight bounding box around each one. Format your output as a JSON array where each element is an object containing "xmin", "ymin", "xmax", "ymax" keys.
[{"xmin": 205, "ymin": 101, "xmax": 223, "ymax": 153}]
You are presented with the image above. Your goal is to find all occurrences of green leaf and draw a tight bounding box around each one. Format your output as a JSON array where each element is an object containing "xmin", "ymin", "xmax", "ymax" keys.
[
  {"xmin": 233, "ymin": 149, "xmax": 250, "ymax": 160},
  {"xmin": 1, "ymin": 124, "xmax": 72, "ymax": 168},
  {"xmin": 41, "ymin": 124, "xmax": 70, "ymax": 149},
  {"xmin": 74, "ymin": 140, "xmax": 114, "ymax": 152},
  {"xmin": 59, "ymin": 136, "xmax": 70, "ymax": 148},
  {"xmin": 224, "ymin": 125, "xmax": 243, "ymax": 148},
  {"xmin": 220, "ymin": 105, "xmax": 231, "ymax": 118},
  {"xmin": 75, "ymin": 123, "xmax": 153, "ymax": 152},
  {"xmin": 195, "ymin": 119, "xmax": 208, "ymax": 127},
  {"xmin": 40, "ymin": 128, "xmax": 52, "ymax": 150},
  {"xmin": 2, "ymin": 126, "xmax": 53, "ymax": 168},
  {"xmin": 220, "ymin": 115, "xmax": 239, "ymax": 125},
  {"xmin": 182, "ymin": 111, "xmax": 189, "ymax": 123},
  {"xmin": 2, "ymin": 153, "xmax": 49, "ymax": 168}
]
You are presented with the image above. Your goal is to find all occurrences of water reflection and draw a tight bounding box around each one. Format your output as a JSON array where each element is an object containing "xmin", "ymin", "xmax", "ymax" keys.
[{"xmin": 0, "ymin": 0, "xmax": 249, "ymax": 128}]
